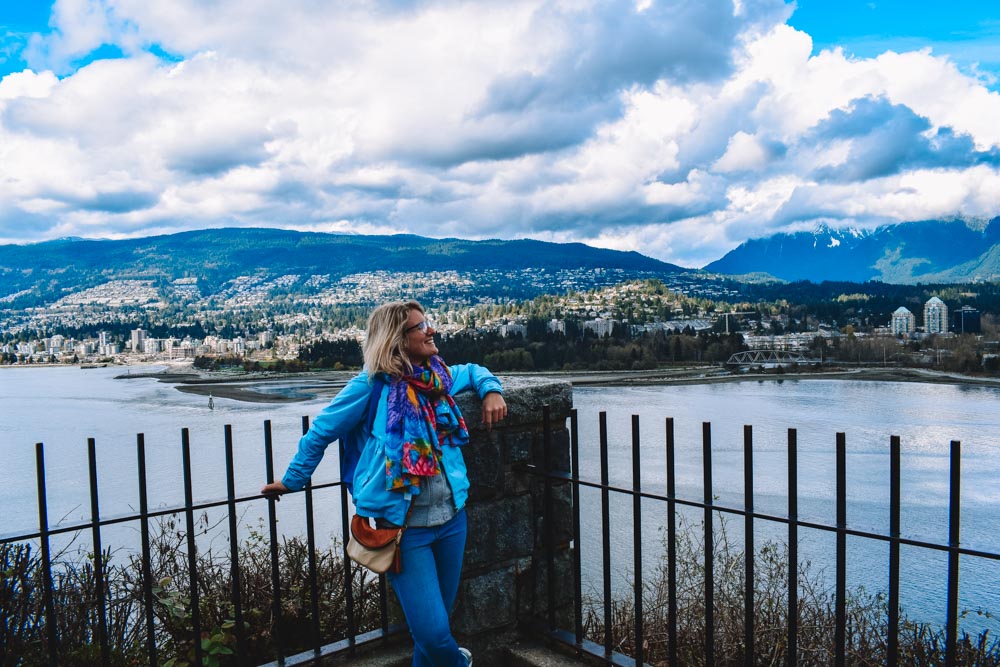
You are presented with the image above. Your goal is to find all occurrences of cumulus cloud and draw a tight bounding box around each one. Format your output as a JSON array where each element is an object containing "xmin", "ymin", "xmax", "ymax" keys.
[{"xmin": 0, "ymin": 0, "xmax": 998, "ymax": 267}]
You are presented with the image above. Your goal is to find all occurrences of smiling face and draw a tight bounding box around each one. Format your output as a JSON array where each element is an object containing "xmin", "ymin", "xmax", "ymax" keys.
[{"xmin": 402, "ymin": 308, "xmax": 437, "ymax": 366}]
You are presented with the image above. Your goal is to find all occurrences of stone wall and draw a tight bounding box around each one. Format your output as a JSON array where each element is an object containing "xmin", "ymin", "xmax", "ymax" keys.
[{"xmin": 434, "ymin": 378, "xmax": 574, "ymax": 665}]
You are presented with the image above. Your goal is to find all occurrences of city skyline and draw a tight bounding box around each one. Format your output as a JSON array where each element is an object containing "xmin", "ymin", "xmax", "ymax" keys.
[{"xmin": 1, "ymin": 1, "xmax": 999, "ymax": 267}]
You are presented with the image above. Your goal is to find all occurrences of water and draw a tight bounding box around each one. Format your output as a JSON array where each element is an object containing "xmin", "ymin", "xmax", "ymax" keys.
[
  {"xmin": 2, "ymin": 367, "xmax": 998, "ymax": 635},
  {"xmin": 0, "ymin": 366, "xmax": 348, "ymax": 545},
  {"xmin": 570, "ymin": 380, "xmax": 1000, "ymax": 636}
]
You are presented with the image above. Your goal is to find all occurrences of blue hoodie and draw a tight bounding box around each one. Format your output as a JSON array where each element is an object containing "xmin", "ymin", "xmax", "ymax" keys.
[{"xmin": 281, "ymin": 364, "xmax": 503, "ymax": 526}]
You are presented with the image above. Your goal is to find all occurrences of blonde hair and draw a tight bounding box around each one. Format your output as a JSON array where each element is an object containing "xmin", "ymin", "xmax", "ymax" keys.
[{"xmin": 362, "ymin": 300, "xmax": 424, "ymax": 378}]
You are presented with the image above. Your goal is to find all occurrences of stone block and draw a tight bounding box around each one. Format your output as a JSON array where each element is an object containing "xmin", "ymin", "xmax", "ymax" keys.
[
  {"xmin": 453, "ymin": 566, "xmax": 516, "ymax": 635},
  {"xmin": 503, "ymin": 429, "xmax": 533, "ymax": 465},
  {"xmin": 455, "ymin": 378, "xmax": 572, "ymax": 432},
  {"xmin": 465, "ymin": 495, "xmax": 534, "ymax": 568},
  {"xmin": 466, "ymin": 430, "xmax": 503, "ymax": 501}
]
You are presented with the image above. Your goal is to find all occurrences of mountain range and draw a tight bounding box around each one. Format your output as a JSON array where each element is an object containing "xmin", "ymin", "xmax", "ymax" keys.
[
  {"xmin": 2, "ymin": 218, "xmax": 999, "ymax": 310},
  {"xmin": 0, "ymin": 228, "xmax": 688, "ymax": 308},
  {"xmin": 704, "ymin": 218, "xmax": 1000, "ymax": 284}
]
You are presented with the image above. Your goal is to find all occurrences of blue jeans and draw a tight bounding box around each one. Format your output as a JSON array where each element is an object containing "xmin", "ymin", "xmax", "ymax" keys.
[{"xmin": 388, "ymin": 509, "xmax": 469, "ymax": 667}]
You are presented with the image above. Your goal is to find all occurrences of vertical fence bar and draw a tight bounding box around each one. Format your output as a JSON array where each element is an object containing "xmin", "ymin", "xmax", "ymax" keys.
[
  {"xmin": 181, "ymin": 428, "xmax": 203, "ymax": 666},
  {"xmin": 631, "ymin": 415, "xmax": 644, "ymax": 667},
  {"xmin": 301, "ymin": 416, "xmax": 322, "ymax": 653},
  {"xmin": 786, "ymin": 428, "xmax": 798, "ymax": 667},
  {"xmin": 264, "ymin": 419, "xmax": 284, "ymax": 661},
  {"xmin": 743, "ymin": 425, "xmax": 755, "ymax": 667},
  {"xmin": 946, "ymin": 440, "xmax": 962, "ymax": 667},
  {"xmin": 137, "ymin": 434, "xmax": 158, "ymax": 666},
  {"xmin": 340, "ymin": 482, "xmax": 362, "ymax": 646},
  {"xmin": 340, "ymin": 481, "xmax": 360, "ymax": 638},
  {"xmin": 35, "ymin": 443, "xmax": 59, "ymax": 666},
  {"xmin": 87, "ymin": 438, "xmax": 110, "ymax": 667},
  {"xmin": 599, "ymin": 412, "xmax": 612, "ymax": 658},
  {"xmin": 377, "ymin": 573, "xmax": 390, "ymax": 633},
  {"xmin": 835, "ymin": 433, "xmax": 847, "ymax": 667},
  {"xmin": 544, "ymin": 404, "xmax": 556, "ymax": 629},
  {"xmin": 666, "ymin": 418, "xmax": 677, "ymax": 667},
  {"xmin": 570, "ymin": 409, "xmax": 583, "ymax": 646},
  {"xmin": 888, "ymin": 435, "xmax": 901, "ymax": 667},
  {"xmin": 702, "ymin": 422, "xmax": 715, "ymax": 667},
  {"xmin": 224, "ymin": 425, "xmax": 247, "ymax": 662}
]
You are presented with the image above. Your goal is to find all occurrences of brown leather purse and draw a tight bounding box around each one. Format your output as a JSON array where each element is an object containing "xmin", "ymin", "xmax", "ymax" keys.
[{"xmin": 346, "ymin": 515, "xmax": 404, "ymax": 574}]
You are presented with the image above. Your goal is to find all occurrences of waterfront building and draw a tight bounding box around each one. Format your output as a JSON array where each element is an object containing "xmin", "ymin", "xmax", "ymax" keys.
[
  {"xmin": 47, "ymin": 334, "xmax": 66, "ymax": 353},
  {"xmin": 953, "ymin": 306, "xmax": 981, "ymax": 334},
  {"xmin": 130, "ymin": 328, "xmax": 147, "ymax": 353},
  {"xmin": 923, "ymin": 297, "xmax": 949, "ymax": 334},
  {"xmin": 891, "ymin": 307, "xmax": 915, "ymax": 335}
]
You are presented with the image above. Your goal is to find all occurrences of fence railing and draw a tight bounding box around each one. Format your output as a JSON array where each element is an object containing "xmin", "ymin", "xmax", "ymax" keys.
[
  {"xmin": 1, "ymin": 418, "xmax": 401, "ymax": 667},
  {"xmin": 526, "ymin": 409, "xmax": 1000, "ymax": 667},
  {"xmin": 6, "ymin": 407, "xmax": 1000, "ymax": 666}
]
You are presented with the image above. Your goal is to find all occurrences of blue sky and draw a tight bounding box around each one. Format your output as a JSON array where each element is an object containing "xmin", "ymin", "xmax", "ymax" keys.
[
  {"xmin": 789, "ymin": 0, "xmax": 1000, "ymax": 84},
  {"xmin": 0, "ymin": 0, "xmax": 998, "ymax": 268}
]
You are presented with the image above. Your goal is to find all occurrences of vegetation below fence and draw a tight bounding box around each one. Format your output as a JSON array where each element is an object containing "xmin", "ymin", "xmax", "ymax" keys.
[
  {"xmin": 583, "ymin": 518, "xmax": 1000, "ymax": 667},
  {"xmin": 0, "ymin": 515, "xmax": 380, "ymax": 667}
]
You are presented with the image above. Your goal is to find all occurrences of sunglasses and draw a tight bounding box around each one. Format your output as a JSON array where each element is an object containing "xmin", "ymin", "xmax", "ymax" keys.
[{"xmin": 404, "ymin": 319, "xmax": 434, "ymax": 334}]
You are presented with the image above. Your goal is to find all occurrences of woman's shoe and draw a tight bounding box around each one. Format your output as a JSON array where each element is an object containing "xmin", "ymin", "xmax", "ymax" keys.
[{"xmin": 459, "ymin": 647, "xmax": 473, "ymax": 666}]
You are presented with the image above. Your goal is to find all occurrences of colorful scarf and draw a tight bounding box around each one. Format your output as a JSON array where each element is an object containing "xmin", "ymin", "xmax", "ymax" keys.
[{"xmin": 384, "ymin": 355, "xmax": 469, "ymax": 493}]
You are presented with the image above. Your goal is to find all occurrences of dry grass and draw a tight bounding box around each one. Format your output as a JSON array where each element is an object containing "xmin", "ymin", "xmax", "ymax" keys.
[
  {"xmin": 0, "ymin": 514, "xmax": 381, "ymax": 666},
  {"xmin": 583, "ymin": 517, "xmax": 999, "ymax": 667}
]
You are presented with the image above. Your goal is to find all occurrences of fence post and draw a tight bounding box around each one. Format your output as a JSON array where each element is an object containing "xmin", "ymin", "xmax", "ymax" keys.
[
  {"xmin": 87, "ymin": 437, "xmax": 110, "ymax": 667},
  {"xmin": 743, "ymin": 425, "xmax": 754, "ymax": 667},
  {"xmin": 302, "ymin": 416, "xmax": 322, "ymax": 654},
  {"xmin": 946, "ymin": 440, "xmax": 962, "ymax": 667},
  {"xmin": 181, "ymin": 427, "xmax": 203, "ymax": 666},
  {"xmin": 888, "ymin": 435, "xmax": 901, "ymax": 666},
  {"xmin": 786, "ymin": 428, "xmax": 798, "ymax": 667},
  {"xmin": 599, "ymin": 412, "xmax": 612, "ymax": 659},
  {"xmin": 835, "ymin": 432, "xmax": 846, "ymax": 667},
  {"xmin": 136, "ymin": 434, "xmax": 158, "ymax": 666},
  {"xmin": 35, "ymin": 442, "xmax": 59, "ymax": 666},
  {"xmin": 224, "ymin": 425, "xmax": 248, "ymax": 662},
  {"xmin": 263, "ymin": 419, "xmax": 284, "ymax": 662},
  {"xmin": 631, "ymin": 415, "xmax": 644, "ymax": 667},
  {"xmin": 665, "ymin": 418, "xmax": 678, "ymax": 667},
  {"xmin": 702, "ymin": 422, "xmax": 714, "ymax": 667}
]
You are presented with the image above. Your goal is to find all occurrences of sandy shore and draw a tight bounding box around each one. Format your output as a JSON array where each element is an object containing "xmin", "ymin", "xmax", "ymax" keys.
[{"xmin": 122, "ymin": 364, "xmax": 1000, "ymax": 404}]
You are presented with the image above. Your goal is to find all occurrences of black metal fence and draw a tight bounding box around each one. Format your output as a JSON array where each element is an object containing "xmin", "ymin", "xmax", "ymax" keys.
[
  {"xmin": 6, "ymin": 409, "xmax": 1000, "ymax": 666},
  {"xmin": 530, "ymin": 409, "xmax": 1000, "ymax": 667},
  {"xmin": 1, "ymin": 418, "xmax": 401, "ymax": 667}
]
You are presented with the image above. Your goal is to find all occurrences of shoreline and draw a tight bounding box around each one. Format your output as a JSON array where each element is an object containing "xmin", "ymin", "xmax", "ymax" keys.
[{"xmin": 125, "ymin": 364, "xmax": 1000, "ymax": 404}]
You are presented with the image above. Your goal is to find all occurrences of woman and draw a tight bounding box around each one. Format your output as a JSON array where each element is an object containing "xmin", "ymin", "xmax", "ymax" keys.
[{"xmin": 262, "ymin": 300, "xmax": 507, "ymax": 667}]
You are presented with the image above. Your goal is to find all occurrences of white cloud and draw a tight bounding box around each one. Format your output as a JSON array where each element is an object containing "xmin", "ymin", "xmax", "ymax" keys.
[{"xmin": 1, "ymin": 0, "xmax": 998, "ymax": 265}]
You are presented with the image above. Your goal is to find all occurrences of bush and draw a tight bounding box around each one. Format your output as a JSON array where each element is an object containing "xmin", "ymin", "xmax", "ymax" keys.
[
  {"xmin": 0, "ymin": 515, "xmax": 381, "ymax": 666},
  {"xmin": 583, "ymin": 516, "xmax": 1000, "ymax": 666}
]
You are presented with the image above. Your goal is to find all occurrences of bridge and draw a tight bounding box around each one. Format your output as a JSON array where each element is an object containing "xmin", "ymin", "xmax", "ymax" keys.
[{"xmin": 726, "ymin": 349, "xmax": 810, "ymax": 366}]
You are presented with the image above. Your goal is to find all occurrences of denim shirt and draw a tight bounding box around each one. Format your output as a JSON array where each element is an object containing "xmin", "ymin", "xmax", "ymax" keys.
[{"xmin": 281, "ymin": 363, "xmax": 502, "ymax": 527}]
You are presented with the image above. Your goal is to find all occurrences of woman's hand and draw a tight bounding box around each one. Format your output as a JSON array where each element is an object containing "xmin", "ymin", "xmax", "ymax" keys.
[
  {"xmin": 481, "ymin": 392, "xmax": 508, "ymax": 431},
  {"xmin": 261, "ymin": 480, "xmax": 289, "ymax": 500}
]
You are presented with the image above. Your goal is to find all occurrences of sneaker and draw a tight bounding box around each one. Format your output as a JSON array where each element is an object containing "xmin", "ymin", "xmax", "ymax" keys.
[{"xmin": 458, "ymin": 646, "xmax": 473, "ymax": 666}]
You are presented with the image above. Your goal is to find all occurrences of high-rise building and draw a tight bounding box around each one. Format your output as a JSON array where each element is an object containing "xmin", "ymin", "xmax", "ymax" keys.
[
  {"xmin": 130, "ymin": 328, "xmax": 147, "ymax": 353},
  {"xmin": 952, "ymin": 306, "xmax": 981, "ymax": 334},
  {"xmin": 891, "ymin": 307, "xmax": 915, "ymax": 335},
  {"xmin": 923, "ymin": 297, "xmax": 949, "ymax": 334}
]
